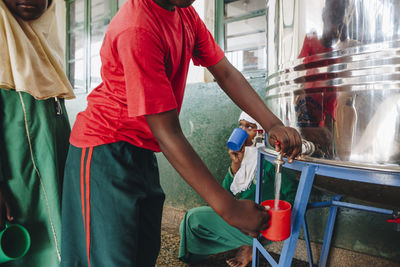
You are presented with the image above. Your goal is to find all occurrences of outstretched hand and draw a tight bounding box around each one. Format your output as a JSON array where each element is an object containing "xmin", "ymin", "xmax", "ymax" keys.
[
  {"xmin": 224, "ymin": 199, "xmax": 270, "ymax": 238},
  {"xmin": 0, "ymin": 186, "xmax": 13, "ymax": 227},
  {"xmin": 268, "ymin": 125, "xmax": 302, "ymax": 163}
]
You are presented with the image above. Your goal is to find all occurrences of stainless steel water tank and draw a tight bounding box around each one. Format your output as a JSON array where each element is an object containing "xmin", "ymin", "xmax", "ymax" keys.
[{"xmin": 265, "ymin": 0, "xmax": 400, "ymax": 208}]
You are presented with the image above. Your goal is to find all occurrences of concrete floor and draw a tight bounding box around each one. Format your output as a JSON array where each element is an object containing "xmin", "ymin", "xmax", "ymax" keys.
[
  {"xmin": 155, "ymin": 225, "xmax": 311, "ymax": 267},
  {"xmin": 155, "ymin": 206, "xmax": 400, "ymax": 267}
]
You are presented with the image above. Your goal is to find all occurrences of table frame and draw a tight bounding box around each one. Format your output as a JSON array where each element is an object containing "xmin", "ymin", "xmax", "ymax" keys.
[{"xmin": 252, "ymin": 149, "xmax": 400, "ymax": 267}]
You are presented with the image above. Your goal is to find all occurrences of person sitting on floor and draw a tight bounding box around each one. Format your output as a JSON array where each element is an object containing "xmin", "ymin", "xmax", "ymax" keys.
[{"xmin": 179, "ymin": 111, "xmax": 299, "ymax": 267}]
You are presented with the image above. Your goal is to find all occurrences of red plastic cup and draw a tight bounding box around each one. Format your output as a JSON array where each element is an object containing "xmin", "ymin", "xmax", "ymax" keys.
[{"xmin": 260, "ymin": 200, "xmax": 292, "ymax": 241}]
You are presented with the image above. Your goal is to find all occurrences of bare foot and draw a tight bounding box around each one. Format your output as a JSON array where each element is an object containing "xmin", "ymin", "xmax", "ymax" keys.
[{"xmin": 226, "ymin": 245, "xmax": 253, "ymax": 267}]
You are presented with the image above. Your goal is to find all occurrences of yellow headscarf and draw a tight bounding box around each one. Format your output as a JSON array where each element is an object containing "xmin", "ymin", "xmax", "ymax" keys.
[{"xmin": 0, "ymin": 0, "xmax": 75, "ymax": 99}]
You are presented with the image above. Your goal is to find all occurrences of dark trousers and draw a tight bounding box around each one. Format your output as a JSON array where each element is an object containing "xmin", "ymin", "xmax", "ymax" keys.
[{"xmin": 61, "ymin": 142, "xmax": 165, "ymax": 267}]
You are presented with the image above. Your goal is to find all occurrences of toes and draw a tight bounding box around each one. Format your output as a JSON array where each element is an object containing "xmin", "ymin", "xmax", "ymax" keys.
[
  {"xmin": 226, "ymin": 259, "xmax": 239, "ymax": 267},
  {"xmin": 226, "ymin": 259, "xmax": 243, "ymax": 267}
]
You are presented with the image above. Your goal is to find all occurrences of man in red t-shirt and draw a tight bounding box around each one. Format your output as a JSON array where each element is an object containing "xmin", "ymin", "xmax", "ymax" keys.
[{"xmin": 61, "ymin": 0, "xmax": 302, "ymax": 266}]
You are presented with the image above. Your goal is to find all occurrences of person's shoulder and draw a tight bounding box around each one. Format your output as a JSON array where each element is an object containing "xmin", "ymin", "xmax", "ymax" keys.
[
  {"xmin": 107, "ymin": 0, "xmax": 156, "ymax": 38},
  {"xmin": 0, "ymin": 1, "xmax": 13, "ymax": 24},
  {"xmin": 177, "ymin": 5, "xmax": 200, "ymax": 23},
  {"xmin": 0, "ymin": 0, "xmax": 8, "ymax": 14}
]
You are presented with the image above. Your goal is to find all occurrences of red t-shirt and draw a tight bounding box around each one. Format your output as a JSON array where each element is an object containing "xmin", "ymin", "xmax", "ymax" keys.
[{"xmin": 70, "ymin": 0, "xmax": 225, "ymax": 152}]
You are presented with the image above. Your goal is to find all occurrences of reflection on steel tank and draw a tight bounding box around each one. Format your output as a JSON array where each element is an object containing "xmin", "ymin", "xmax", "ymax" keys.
[{"xmin": 265, "ymin": 0, "xmax": 400, "ymax": 207}]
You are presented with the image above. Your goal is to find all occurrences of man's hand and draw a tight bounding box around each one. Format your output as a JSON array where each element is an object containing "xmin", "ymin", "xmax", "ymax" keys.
[
  {"xmin": 222, "ymin": 199, "xmax": 270, "ymax": 238},
  {"xmin": 268, "ymin": 125, "xmax": 302, "ymax": 163},
  {"xmin": 0, "ymin": 186, "xmax": 13, "ymax": 227}
]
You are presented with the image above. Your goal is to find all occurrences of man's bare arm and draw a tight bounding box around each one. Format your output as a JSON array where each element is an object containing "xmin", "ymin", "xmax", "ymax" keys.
[{"xmin": 146, "ymin": 109, "xmax": 269, "ymax": 237}]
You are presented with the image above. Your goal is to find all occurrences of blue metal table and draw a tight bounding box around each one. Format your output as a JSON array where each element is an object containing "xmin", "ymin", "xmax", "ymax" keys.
[{"xmin": 252, "ymin": 148, "xmax": 400, "ymax": 267}]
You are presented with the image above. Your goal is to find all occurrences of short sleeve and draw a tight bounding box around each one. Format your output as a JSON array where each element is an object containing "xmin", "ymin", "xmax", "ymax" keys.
[
  {"xmin": 192, "ymin": 17, "xmax": 225, "ymax": 67},
  {"xmin": 116, "ymin": 28, "xmax": 177, "ymax": 117},
  {"xmin": 222, "ymin": 167, "xmax": 235, "ymax": 194}
]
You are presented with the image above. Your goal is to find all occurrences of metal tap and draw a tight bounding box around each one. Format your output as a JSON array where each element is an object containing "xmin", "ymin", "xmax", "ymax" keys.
[
  {"xmin": 273, "ymin": 139, "xmax": 313, "ymax": 172},
  {"xmin": 273, "ymin": 140, "xmax": 285, "ymax": 173},
  {"xmin": 301, "ymin": 139, "xmax": 315, "ymax": 156},
  {"xmin": 274, "ymin": 152, "xmax": 284, "ymax": 173}
]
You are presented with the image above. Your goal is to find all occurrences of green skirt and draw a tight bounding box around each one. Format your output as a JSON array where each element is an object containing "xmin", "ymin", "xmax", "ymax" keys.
[{"xmin": 0, "ymin": 89, "xmax": 70, "ymax": 267}]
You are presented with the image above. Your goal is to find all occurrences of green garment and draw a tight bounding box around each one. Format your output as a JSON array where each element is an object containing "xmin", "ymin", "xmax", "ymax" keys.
[
  {"xmin": 61, "ymin": 142, "xmax": 165, "ymax": 267},
  {"xmin": 0, "ymin": 89, "xmax": 70, "ymax": 267},
  {"xmin": 179, "ymin": 159, "xmax": 299, "ymax": 263}
]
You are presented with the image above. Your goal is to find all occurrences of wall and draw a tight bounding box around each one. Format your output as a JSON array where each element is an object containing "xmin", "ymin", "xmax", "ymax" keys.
[{"xmin": 158, "ymin": 76, "xmax": 400, "ymax": 264}]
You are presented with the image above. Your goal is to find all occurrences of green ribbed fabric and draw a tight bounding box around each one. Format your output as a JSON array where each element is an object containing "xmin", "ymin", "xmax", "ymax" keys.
[{"xmin": 0, "ymin": 89, "xmax": 70, "ymax": 267}]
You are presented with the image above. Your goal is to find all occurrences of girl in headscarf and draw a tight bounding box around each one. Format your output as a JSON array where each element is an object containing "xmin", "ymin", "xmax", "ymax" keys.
[
  {"xmin": 179, "ymin": 112, "xmax": 298, "ymax": 267},
  {"xmin": 0, "ymin": 0, "xmax": 74, "ymax": 266}
]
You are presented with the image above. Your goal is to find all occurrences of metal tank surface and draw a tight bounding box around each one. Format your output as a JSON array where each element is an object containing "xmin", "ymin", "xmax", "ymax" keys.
[{"xmin": 265, "ymin": 0, "xmax": 400, "ymax": 208}]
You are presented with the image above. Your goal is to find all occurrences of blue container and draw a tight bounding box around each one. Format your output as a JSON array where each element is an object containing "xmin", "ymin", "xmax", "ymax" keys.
[{"xmin": 227, "ymin": 128, "xmax": 248, "ymax": 151}]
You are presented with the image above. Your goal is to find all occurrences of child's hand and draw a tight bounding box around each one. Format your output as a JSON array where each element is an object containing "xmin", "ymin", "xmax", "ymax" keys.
[
  {"xmin": 223, "ymin": 199, "xmax": 270, "ymax": 238},
  {"xmin": 0, "ymin": 187, "xmax": 13, "ymax": 227},
  {"xmin": 268, "ymin": 125, "xmax": 302, "ymax": 163},
  {"xmin": 229, "ymin": 147, "xmax": 244, "ymax": 174}
]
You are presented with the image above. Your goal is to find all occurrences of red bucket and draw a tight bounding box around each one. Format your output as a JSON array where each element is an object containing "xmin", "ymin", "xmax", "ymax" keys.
[{"xmin": 260, "ymin": 200, "xmax": 292, "ymax": 241}]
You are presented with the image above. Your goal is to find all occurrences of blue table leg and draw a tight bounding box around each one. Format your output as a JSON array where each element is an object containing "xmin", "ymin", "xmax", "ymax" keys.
[
  {"xmin": 252, "ymin": 239, "xmax": 260, "ymax": 267},
  {"xmin": 252, "ymin": 150, "xmax": 264, "ymax": 267},
  {"xmin": 255, "ymin": 150, "xmax": 263, "ymax": 205},
  {"xmin": 253, "ymin": 238, "xmax": 278, "ymax": 267},
  {"xmin": 278, "ymin": 165, "xmax": 317, "ymax": 267},
  {"xmin": 303, "ymin": 215, "xmax": 314, "ymax": 267},
  {"xmin": 319, "ymin": 195, "xmax": 341, "ymax": 267}
]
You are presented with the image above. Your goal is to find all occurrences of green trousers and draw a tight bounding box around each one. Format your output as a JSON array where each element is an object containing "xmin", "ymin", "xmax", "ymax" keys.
[
  {"xmin": 179, "ymin": 206, "xmax": 255, "ymax": 263},
  {"xmin": 0, "ymin": 89, "xmax": 70, "ymax": 267},
  {"xmin": 61, "ymin": 142, "xmax": 165, "ymax": 267}
]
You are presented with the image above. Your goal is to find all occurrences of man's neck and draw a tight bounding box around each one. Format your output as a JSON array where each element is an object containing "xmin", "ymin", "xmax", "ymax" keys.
[{"xmin": 153, "ymin": 0, "xmax": 175, "ymax": 11}]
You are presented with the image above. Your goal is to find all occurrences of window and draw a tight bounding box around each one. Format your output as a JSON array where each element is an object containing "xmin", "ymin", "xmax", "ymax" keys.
[
  {"xmin": 66, "ymin": 0, "xmax": 126, "ymax": 93},
  {"xmin": 215, "ymin": 0, "xmax": 266, "ymax": 74}
]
